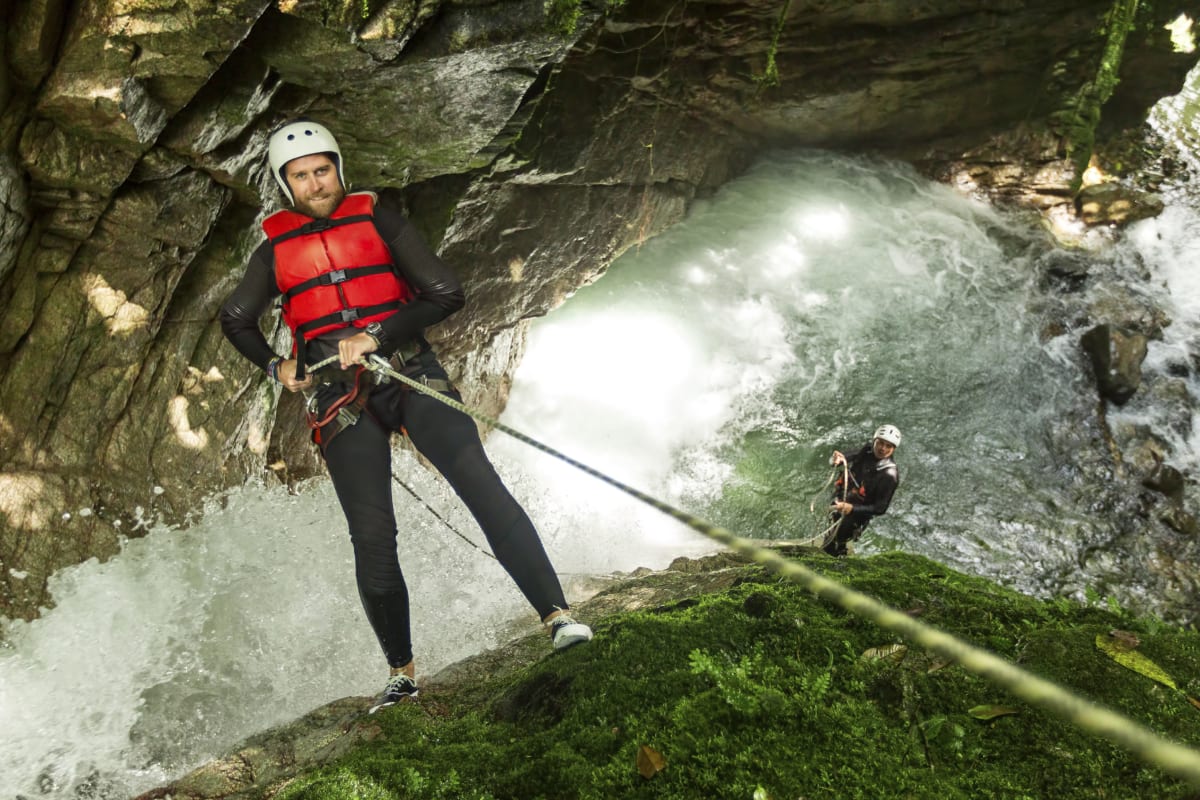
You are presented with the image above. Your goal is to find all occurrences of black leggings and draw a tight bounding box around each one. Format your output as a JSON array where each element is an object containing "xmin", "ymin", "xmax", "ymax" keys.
[
  {"xmin": 320, "ymin": 355, "xmax": 568, "ymax": 668},
  {"xmin": 823, "ymin": 514, "xmax": 865, "ymax": 557}
]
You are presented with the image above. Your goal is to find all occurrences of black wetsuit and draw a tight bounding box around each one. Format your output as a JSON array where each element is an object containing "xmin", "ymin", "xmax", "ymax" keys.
[
  {"xmin": 220, "ymin": 200, "xmax": 569, "ymax": 668},
  {"xmin": 825, "ymin": 442, "xmax": 899, "ymax": 556}
]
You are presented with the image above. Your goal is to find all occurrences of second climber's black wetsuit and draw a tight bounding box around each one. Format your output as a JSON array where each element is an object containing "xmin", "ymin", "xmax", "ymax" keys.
[
  {"xmin": 220, "ymin": 200, "xmax": 568, "ymax": 668},
  {"xmin": 825, "ymin": 442, "xmax": 899, "ymax": 556}
]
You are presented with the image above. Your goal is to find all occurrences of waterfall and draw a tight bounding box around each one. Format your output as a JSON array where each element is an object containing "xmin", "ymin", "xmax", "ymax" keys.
[
  {"xmin": 3, "ymin": 148, "xmax": 1197, "ymax": 799},
  {"xmin": 494, "ymin": 151, "xmax": 1094, "ymax": 593}
]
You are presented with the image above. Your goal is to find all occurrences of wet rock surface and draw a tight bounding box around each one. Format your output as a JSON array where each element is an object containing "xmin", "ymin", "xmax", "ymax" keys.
[
  {"xmin": 130, "ymin": 549, "xmax": 774, "ymax": 800},
  {"xmin": 1080, "ymin": 323, "xmax": 1150, "ymax": 405},
  {"xmin": 0, "ymin": 0, "xmax": 1197, "ymax": 624}
]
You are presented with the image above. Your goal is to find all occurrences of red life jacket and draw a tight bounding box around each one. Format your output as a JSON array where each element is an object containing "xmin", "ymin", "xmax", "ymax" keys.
[{"xmin": 263, "ymin": 192, "xmax": 413, "ymax": 371}]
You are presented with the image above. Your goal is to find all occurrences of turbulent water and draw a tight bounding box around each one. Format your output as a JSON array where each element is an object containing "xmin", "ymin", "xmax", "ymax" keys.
[
  {"xmin": 4, "ymin": 145, "xmax": 1200, "ymax": 798},
  {"xmin": 495, "ymin": 152, "xmax": 1106, "ymax": 594}
]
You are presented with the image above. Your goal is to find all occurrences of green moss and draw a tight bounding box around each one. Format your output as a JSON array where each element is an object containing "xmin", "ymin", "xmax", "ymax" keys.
[
  {"xmin": 544, "ymin": 0, "xmax": 628, "ymax": 35},
  {"xmin": 1053, "ymin": 0, "xmax": 1142, "ymax": 191},
  {"xmin": 316, "ymin": 0, "xmax": 376, "ymax": 26},
  {"xmin": 268, "ymin": 552, "xmax": 1200, "ymax": 799},
  {"xmin": 544, "ymin": 0, "xmax": 583, "ymax": 34},
  {"xmin": 755, "ymin": 0, "xmax": 792, "ymax": 90}
]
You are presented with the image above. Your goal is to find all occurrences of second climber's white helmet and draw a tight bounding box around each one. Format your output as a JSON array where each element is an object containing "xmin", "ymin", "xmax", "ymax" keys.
[
  {"xmin": 267, "ymin": 119, "xmax": 344, "ymax": 203},
  {"xmin": 873, "ymin": 424, "xmax": 902, "ymax": 447}
]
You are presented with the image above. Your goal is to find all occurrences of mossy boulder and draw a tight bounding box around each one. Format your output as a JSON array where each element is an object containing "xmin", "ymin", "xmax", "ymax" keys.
[{"xmin": 140, "ymin": 550, "xmax": 1200, "ymax": 799}]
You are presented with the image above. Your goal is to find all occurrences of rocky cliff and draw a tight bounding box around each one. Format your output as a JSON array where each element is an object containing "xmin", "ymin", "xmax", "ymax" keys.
[{"xmin": 1, "ymin": 0, "xmax": 1197, "ymax": 622}]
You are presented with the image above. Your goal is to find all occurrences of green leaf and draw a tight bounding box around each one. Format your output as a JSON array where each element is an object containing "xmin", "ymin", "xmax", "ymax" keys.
[
  {"xmin": 968, "ymin": 704, "xmax": 1020, "ymax": 720},
  {"xmin": 1095, "ymin": 633, "xmax": 1178, "ymax": 690}
]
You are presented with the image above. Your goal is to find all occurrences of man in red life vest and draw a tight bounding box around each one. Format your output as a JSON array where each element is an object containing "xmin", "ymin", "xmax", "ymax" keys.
[
  {"xmin": 825, "ymin": 424, "xmax": 901, "ymax": 556},
  {"xmin": 220, "ymin": 119, "xmax": 591, "ymax": 712}
]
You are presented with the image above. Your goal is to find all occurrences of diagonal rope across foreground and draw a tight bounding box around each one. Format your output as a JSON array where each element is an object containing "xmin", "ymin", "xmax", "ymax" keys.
[{"xmin": 356, "ymin": 353, "xmax": 1200, "ymax": 786}]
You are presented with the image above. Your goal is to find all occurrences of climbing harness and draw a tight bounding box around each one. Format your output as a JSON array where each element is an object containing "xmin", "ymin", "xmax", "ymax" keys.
[
  {"xmin": 299, "ymin": 342, "xmax": 440, "ymax": 449},
  {"xmin": 300, "ymin": 358, "xmax": 371, "ymax": 451},
  {"xmin": 306, "ymin": 367, "xmax": 367, "ymax": 426},
  {"xmin": 348, "ymin": 352, "xmax": 1200, "ymax": 786},
  {"xmin": 301, "ymin": 353, "xmax": 497, "ymax": 560}
]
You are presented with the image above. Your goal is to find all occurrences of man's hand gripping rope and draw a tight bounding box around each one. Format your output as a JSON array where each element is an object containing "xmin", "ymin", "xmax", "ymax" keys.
[{"xmin": 804, "ymin": 456, "xmax": 849, "ymax": 549}]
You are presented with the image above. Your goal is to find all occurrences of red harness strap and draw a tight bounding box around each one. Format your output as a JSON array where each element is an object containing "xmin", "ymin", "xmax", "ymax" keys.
[{"xmin": 308, "ymin": 368, "xmax": 369, "ymax": 448}]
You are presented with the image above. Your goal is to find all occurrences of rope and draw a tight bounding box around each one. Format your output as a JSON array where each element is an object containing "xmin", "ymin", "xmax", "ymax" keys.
[
  {"xmin": 803, "ymin": 462, "xmax": 850, "ymax": 549},
  {"xmin": 301, "ymin": 354, "xmax": 495, "ymax": 557},
  {"xmin": 392, "ymin": 475, "xmax": 497, "ymax": 560},
  {"xmin": 355, "ymin": 354, "xmax": 1200, "ymax": 785},
  {"xmin": 302, "ymin": 353, "xmax": 597, "ymax": 572},
  {"xmin": 306, "ymin": 354, "xmax": 342, "ymax": 372}
]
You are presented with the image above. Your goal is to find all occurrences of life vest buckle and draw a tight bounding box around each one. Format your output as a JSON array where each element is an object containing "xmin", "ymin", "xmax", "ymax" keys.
[
  {"xmin": 303, "ymin": 217, "xmax": 333, "ymax": 234},
  {"xmin": 326, "ymin": 269, "xmax": 347, "ymax": 284},
  {"xmin": 339, "ymin": 308, "xmax": 361, "ymax": 323}
]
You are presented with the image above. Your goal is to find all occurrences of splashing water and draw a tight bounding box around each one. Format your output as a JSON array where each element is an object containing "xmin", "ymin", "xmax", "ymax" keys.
[
  {"xmin": 493, "ymin": 151, "xmax": 1093, "ymax": 590},
  {"xmin": 4, "ymin": 148, "xmax": 1198, "ymax": 798},
  {"xmin": 0, "ymin": 466, "xmax": 535, "ymax": 799}
]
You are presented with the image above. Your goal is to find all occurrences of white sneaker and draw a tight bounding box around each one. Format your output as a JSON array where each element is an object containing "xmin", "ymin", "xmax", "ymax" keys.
[{"xmin": 549, "ymin": 612, "xmax": 593, "ymax": 651}]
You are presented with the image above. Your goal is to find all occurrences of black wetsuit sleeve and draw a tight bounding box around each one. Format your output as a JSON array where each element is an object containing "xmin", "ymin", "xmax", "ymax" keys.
[
  {"xmin": 855, "ymin": 471, "xmax": 897, "ymax": 520},
  {"xmin": 843, "ymin": 444, "xmax": 897, "ymax": 526},
  {"xmin": 372, "ymin": 207, "xmax": 465, "ymax": 348},
  {"xmin": 219, "ymin": 241, "xmax": 281, "ymax": 371}
]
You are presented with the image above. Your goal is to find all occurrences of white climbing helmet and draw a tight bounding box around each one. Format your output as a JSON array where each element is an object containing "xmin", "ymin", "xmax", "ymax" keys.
[
  {"xmin": 267, "ymin": 119, "xmax": 344, "ymax": 203},
  {"xmin": 873, "ymin": 424, "xmax": 902, "ymax": 447}
]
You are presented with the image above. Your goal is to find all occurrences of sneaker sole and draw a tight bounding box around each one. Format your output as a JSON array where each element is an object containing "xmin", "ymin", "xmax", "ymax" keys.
[{"xmin": 368, "ymin": 690, "xmax": 419, "ymax": 714}]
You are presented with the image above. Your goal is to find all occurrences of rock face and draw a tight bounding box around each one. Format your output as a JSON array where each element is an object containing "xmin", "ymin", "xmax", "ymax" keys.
[
  {"xmin": 1076, "ymin": 180, "xmax": 1166, "ymax": 225},
  {"xmin": 0, "ymin": 0, "xmax": 1197, "ymax": 621},
  {"xmin": 1081, "ymin": 322, "xmax": 1150, "ymax": 405}
]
